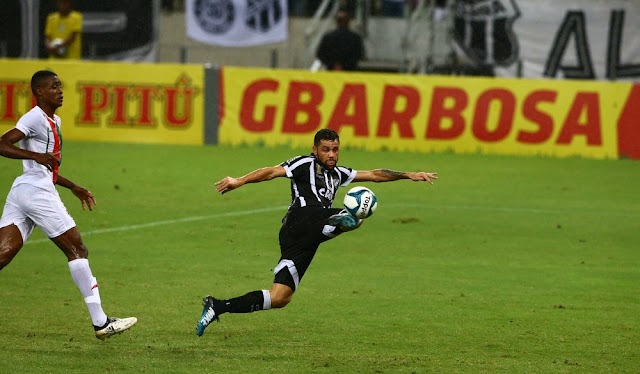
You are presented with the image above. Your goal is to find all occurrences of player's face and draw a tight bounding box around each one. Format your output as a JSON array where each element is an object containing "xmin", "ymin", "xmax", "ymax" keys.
[
  {"xmin": 38, "ymin": 76, "xmax": 64, "ymax": 109},
  {"xmin": 313, "ymin": 139, "xmax": 340, "ymax": 169}
]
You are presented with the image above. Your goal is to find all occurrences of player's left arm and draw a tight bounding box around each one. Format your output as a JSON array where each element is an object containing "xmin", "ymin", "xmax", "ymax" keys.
[
  {"xmin": 353, "ymin": 169, "xmax": 438, "ymax": 185},
  {"xmin": 56, "ymin": 175, "xmax": 96, "ymax": 211}
]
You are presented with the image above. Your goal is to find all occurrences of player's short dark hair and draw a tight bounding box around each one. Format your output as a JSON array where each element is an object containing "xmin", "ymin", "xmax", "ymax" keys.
[
  {"xmin": 314, "ymin": 128, "xmax": 340, "ymax": 146},
  {"xmin": 31, "ymin": 70, "xmax": 57, "ymax": 96}
]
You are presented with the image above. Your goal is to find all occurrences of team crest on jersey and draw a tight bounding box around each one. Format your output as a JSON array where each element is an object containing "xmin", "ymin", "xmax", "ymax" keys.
[
  {"xmin": 453, "ymin": 0, "xmax": 521, "ymax": 66},
  {"xmin": 194, "ymin": 0, "xmax": 235, "ymax": 34}
]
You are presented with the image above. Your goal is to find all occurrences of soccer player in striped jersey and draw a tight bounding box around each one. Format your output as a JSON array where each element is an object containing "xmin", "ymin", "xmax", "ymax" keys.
[
  {"xmin": 197, "ymin": 128, "xmax": 437, "ymax": 336},
  {"xmin": 0, "ymin": 70, "xmax": 137, "ymax": 340}
]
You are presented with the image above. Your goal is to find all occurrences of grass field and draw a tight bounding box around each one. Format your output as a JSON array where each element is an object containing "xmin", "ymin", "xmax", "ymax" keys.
[{"xmin": 0, "ymin": 141, "xmax": 638, "ymax": 373}]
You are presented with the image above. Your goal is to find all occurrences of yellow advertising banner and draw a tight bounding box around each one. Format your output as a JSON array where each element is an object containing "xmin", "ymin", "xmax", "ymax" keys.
[
  {"xmin": 0, "ymin": 59, "xmax": 204, "ymax": 145},
  {"xmin": 219, "ymin": 66, "xmax": 634, "ymax": 159}
]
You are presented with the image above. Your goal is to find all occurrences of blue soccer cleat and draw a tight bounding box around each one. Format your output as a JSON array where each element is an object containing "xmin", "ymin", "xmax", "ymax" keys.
[
  {"xmin": 197, "ymin": 295, "xmax": 220, "ymax": 336},
  {"xmin": 327, "ymin": 210, "xmax": 360, "ymax": 230}
]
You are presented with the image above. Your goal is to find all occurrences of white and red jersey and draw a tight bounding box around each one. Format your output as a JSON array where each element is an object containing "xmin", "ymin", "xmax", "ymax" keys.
[{"xmin": 11, "ymin": 106, "xmax": 62, "ymax": 191}]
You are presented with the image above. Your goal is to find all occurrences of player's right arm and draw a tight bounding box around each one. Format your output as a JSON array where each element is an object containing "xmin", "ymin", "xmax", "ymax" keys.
[
  {"xmin": 0, "ymin": 128, "xmax": 59, "ymax": 171},
  {"xmin": 215, "ymin": 165, "xmax": 286, "ymax": 195}
]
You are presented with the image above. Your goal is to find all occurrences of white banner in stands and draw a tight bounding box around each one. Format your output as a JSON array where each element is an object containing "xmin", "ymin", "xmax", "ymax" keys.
[{"xmin": 186, "ymin": 0, "xmax": 288, "ymax": 47}]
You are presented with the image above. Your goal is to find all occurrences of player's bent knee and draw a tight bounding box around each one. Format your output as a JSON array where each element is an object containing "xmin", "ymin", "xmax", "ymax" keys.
[
  {"xmin": 269, "ymin": 283, "xmax": 294, "ymax": 309},
  {"xmin": 271, "ymin": 294, "xmax": 292, "ymax": 309}
]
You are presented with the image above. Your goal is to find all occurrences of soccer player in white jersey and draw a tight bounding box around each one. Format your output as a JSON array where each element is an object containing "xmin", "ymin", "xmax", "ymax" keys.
[
  {"xmin": 0, "ymin": 70, "xmax": 137, "ymax": 340},
  {"xmin": 196, "ymin": 128, "xmax": 438, "ymax": 336}
]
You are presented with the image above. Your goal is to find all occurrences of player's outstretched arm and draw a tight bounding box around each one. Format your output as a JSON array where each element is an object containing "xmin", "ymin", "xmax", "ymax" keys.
[
  {"xmin": 56, "ymin": 175, "xmax": 96, "ymax": 211},
  {"xmin": 215, "ymin": 165, "xmax": 286, "ymax": 195},
  {"xmin": 354, "ymin": 169, "xmax": 438, "ymax": 184}
]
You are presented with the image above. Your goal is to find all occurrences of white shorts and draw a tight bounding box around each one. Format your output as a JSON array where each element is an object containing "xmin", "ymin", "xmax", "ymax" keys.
[{"xmin": 0, "ymin": 183, "xmax": 76, "ymax": 242}]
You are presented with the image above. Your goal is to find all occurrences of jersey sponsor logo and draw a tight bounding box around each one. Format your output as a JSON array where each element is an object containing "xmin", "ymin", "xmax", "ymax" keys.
[{"xmin": 317, "ymin": 187, "xmax": 334, "ymax": 200}]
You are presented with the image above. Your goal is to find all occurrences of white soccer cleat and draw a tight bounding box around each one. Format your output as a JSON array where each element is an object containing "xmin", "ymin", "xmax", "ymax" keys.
[{"xmin": 94, "ymin": 316, "xmax": 137, "ymax": 340}]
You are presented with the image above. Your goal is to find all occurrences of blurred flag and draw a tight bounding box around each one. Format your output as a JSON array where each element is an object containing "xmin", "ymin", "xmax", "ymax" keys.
[{"xmin": 186, "ymin": 0, "xmax": 288, "ymax": 47}]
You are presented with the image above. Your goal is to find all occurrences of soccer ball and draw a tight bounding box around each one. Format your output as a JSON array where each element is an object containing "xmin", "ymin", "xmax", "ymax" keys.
[{"xmin": 343, "ymin": 186, "xmax": 378, "ymax": 219}]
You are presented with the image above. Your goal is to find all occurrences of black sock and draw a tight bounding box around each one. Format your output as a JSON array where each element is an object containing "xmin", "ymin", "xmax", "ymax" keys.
[
  {"xmin": 217, "ymin": 290, "xmax": 265, "ymax": 314},
  {"xmin": 94, "ymin": 317, "xmax": 110, "ymax": 330}
]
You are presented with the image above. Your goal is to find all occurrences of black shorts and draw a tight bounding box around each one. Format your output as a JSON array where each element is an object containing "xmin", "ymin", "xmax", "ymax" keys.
[{"xmin": 273, "ymin": 206, "xmax": 343, "ymax": 291}]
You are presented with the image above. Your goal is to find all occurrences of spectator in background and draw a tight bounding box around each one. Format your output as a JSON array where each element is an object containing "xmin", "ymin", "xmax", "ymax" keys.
[
  {"xmin": 382, "ymin": 0, "xmax": 404, "ymax": 17},
  {"xmin": 316, "ymin": 9, "xmax": 365, "ymax": 71},
  {"xmin": 45, "ymin": 0, "xmax": 82, "ymax": 59}
]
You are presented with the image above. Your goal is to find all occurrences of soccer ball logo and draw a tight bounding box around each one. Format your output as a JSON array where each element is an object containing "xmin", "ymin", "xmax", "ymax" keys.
[{"xmin": 343, "ymin": 186, "xmax": 378, "ymax": 219}]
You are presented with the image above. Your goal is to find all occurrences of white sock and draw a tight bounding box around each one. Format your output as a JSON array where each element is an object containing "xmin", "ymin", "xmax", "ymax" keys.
[
  {"xmin": 261, "ymin": 289, "xmax": 272, "ymax": 310},
  {"xmin": 68, "ymin": 258, "xmax": 108, "ymax": 327}
]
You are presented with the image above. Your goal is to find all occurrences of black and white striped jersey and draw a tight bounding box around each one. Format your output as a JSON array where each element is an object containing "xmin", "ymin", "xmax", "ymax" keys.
[{"xmin": 281, "ymin": 154, "xmax": 357, "ymax": 209}]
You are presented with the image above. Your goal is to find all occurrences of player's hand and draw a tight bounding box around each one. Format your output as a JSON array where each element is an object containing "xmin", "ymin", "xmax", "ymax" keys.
[
  {"xmin": 215, "ymin": 176, "xmax": 240, "ymax": 194},
  {"xmin": 33, "ymin": 152, "xmax": 60, "ymax": 171},
  {"xmin": 71, "ymin": 185, "xmax": 97, "ymax": 211},
  {"xmin": 411, "ymin": 172, "xmax": 438, "ymax": 185}
]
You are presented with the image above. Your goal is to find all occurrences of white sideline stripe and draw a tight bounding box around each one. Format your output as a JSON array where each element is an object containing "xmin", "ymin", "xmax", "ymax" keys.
[
  {"xmin": 24, "ymin": 202, "xmax": 638, "ymax": 246},
  {"xmin": 24, "ymin": 206, "xmax": 286, "ymax": 246}
]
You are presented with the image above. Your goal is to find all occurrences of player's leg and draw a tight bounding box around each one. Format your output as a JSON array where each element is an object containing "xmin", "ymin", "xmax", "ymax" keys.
[
  {"xmin": 28, "ymin": 187, "xmax": 135, "ymax": 339},
  {"xmin": 50, "ymin": 227, "xmax": 107, "ymax": 323},
  {"xmin": 0, "ymin": 224, "xmax": 25, "ymax": 270},
  {"xmin": 0, "ymin": 186, "xmax": 35, "ymax": 270},
  {"xmin": 326, "ymin": 210, "xmax": 363, "ymax": 231},
  {"xmin": 283, "ymin": 206, "xmax": 359, "ymax": 242},
  {"xmin": 201, "ymin": 222, "xmax": 318, "ymax": 316},
  {"xmin": 196, "ymin": 273, "xmax": 298, "ymax": 336},
  {"xmin": 318, "ymin": 207, "xmax": 363, "ymax": 240},
  {"xmin": 51, "ymin": 227, "xmax": 137, "ymax": 339},
  {"xmin": 197, "ymin": 214, "xmax": 317, "ymax": 336},
  {"xmin": 196, "ymin": 286, "xmax": 277, "ymax": 336}
]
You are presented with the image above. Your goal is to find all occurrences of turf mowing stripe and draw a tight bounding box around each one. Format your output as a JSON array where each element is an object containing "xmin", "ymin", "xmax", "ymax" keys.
[
  {"xmin": 24, "ymin": 206, "xmax": 286, "ymax": 246},
  {"xmin": 396, "ymin": 202, "xmax": 640, "ymax": 217},
  {"xmin": 24, "ymin": 202, "xmax": 638, "ymax": 246}
]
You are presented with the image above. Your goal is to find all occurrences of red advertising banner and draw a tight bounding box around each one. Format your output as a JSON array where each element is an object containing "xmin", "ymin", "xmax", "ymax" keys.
[{"xmin": 219, "ymin": 67, "xmax": 640, "ymax": 160}]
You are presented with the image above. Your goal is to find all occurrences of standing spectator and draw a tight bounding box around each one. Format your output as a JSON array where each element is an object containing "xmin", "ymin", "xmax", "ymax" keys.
[
  {"xmin": 45, "ymin": 0, "xmax": 82, "ymax": 59},
  {"xmin": 316, "ymin": 9, "xmax": 365, "ymax": 71}
]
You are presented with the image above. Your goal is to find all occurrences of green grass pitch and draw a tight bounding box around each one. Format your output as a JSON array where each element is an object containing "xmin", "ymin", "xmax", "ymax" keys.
[{"xmin": 0, "ymin": 141, "xmax": 638, "ymax": 373}]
